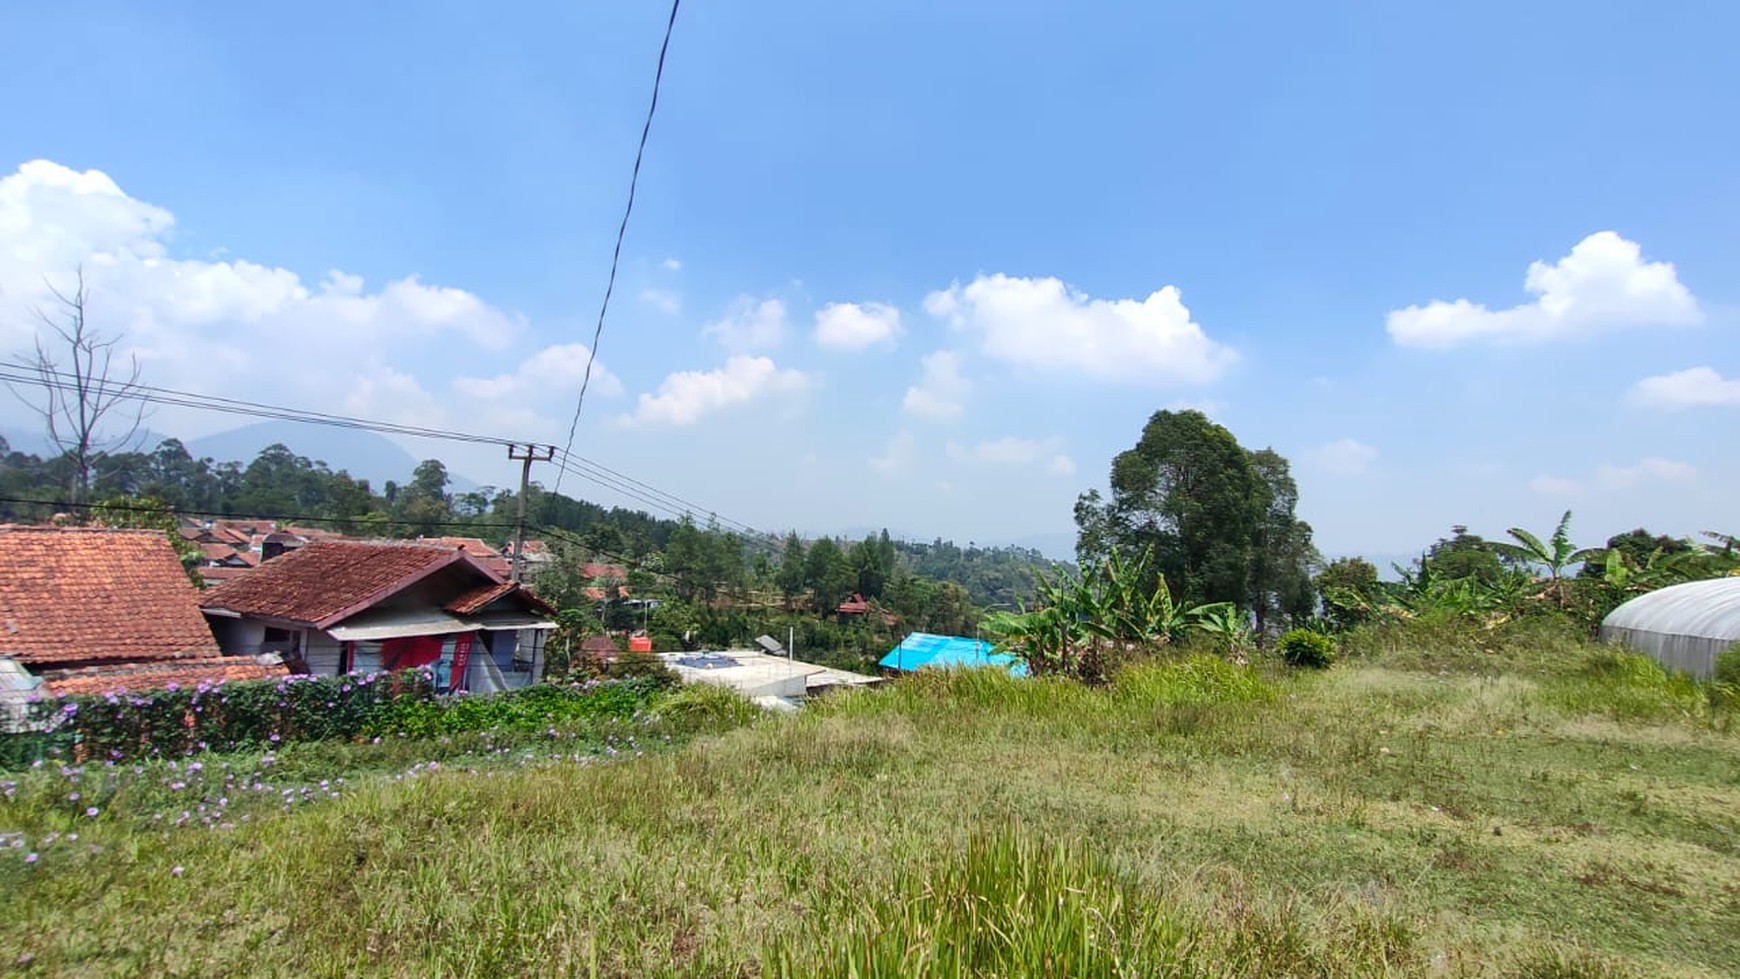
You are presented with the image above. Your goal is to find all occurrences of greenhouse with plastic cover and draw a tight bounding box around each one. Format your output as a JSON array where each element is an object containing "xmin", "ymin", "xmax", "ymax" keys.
[{"xmin": 1599, "ymin": 577, "xmax": 1740, "ymax": 679}]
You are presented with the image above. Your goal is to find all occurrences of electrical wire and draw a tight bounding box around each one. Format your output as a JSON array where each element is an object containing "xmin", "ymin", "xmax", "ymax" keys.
[{"xmin": 554, "ymin": 0, "xmax": 683, "ymax": 494}]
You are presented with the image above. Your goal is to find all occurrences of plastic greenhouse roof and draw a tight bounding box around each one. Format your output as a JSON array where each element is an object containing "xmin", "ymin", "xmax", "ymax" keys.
[
  {"xmin": 879, "ymin": 632, "xmax": 1028, "ymax": 676},
  {"xmin": 1600, "ymin": 576, "xmax": 1740, "ymax": 642}
]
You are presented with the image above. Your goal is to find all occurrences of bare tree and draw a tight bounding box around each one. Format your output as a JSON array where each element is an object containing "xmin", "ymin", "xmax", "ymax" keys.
[{"xmin": 4, "ymin": 268, "xmax": 146, "ymax": 504}]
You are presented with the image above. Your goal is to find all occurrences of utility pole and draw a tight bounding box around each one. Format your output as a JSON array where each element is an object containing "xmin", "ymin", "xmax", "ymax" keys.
[{"xmin": 507, "ymin": 444, "xmax": 555, "ymax": 582}]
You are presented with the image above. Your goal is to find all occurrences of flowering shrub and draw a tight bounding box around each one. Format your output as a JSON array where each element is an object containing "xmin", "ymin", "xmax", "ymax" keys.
[{"xmin": 26, "ymin": 670, "xmax": 436, "ymax": 762}]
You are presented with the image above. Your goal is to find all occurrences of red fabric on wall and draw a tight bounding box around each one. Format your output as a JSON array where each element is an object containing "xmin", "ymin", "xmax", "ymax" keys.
[
  {"xmin": 382, "ymin": 635, "xmax": 445, "ymax": 672},
  {"xmin": 449, "ymin": 633, "xmax": 474, "ymax": 692}
]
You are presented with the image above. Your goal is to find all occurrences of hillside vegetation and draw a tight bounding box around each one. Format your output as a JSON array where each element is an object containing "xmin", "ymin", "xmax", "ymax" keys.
[{"xmin": 4, "ymin": 621, "xmax": 1737, "ymax": 977}]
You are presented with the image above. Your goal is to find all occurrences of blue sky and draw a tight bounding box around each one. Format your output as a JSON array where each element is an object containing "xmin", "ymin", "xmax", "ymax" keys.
[{"xmin": 1, "ymin": 1, "xmax": 1735, "ymax": 560}]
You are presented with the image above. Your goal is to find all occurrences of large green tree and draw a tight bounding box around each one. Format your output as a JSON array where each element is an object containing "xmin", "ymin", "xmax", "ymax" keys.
[
  {"xmin": 1075, "ymin": 410, "xmax": 1272, "ymax": 609},
  {"xmin": 1246, "ymin": 448, "xmax": 1320, "ymax": 634}
]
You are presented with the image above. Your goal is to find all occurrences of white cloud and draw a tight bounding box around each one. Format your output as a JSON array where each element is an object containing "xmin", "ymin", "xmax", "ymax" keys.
[
  {"xmin": 1307, "ymin": 438, "xmax": 1379, "ymax": 476},
  {"xmin": 948, "ymin": 436, "xmax": 1074, "ymax": 475},
  {"xmin": 454, "ymin": 343, "xmax": 622, "ymax": 403},
  {"xmin": 1386, "ymin": 232, "xmax": 1702, "ymax": 349},
  {"xmin": 924, "ymin": 274, "xmax": 1236, "ymax": 384},
  {"xmin": 1530, "ymin": 456, "xmax": 1698, "ymax": 495},
  {"xmin": 662, "ymin": 257, "xmax": 682, "ymax": 271},
  {"xmin": 0, "ymin": 160, "xmax": 532, "ymax": 437},
  {"xmin": 1594, "ymin": 457, "xmax": 1697, "ymax": 489},
  {"xmin": 1629, "ymin": 366, "xmax": 1740, "ymax": 409},
  {"xmin": 620, "ymin": 355, "xmax": 810, "ymax": 427},
  {"xmin": 701, "ymin": 297, "xmax": 787, "ymax": 351},
  {"xmin": 639, "ymin": 288, "xmax": 681, "ymax": 315},
  {"xmin": 814, "ymin": 301, "xmax": 903, "ymax": 351},
  {"xmin": 869, "ymin": 431, "xmax": 916, "ymax": 475},
  {"xmin": 902, "ymin": 350, "xmax": 969, "ymax": 420}
]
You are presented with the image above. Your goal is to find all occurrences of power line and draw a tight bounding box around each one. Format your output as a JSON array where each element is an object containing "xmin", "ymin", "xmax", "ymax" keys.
[
  {"xmin": 555, "ymin": 0, "xmax": 683, "ymax": 495},
  {"xmin": 2, "ymin": 360, "xmax": 786, "ymax": 546},
  {"xmin": 0, "ymin": 362, "xmax": 518, "ymax": 447}
]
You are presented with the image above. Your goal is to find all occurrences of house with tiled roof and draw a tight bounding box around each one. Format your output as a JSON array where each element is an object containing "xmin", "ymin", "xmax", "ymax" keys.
[
  {"xmin": 0, "ymin": 526, "xmax": 287, "ymax": 725},
  {"xmin": 417, "ymin": 536, "xmax": 513, "ymax": 578},
  {"xmin": 199, "ymin": 540, "xmax": 556, "ymax": 693}
]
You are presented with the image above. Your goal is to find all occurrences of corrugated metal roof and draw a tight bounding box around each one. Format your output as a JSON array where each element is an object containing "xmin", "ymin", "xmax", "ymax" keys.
[
  {"xmin": 1599, "ymin": 576, "xmax": 1740, "ymax": 678},
  {"xmin": 879, "ymin": 633, "xmax": 1028, "ymax": 676}
]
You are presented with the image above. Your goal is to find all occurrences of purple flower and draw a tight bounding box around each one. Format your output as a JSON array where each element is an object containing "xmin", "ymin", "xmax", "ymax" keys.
[
  {"xmin": 24, "ymin": 852, "xmax": 37, "ymax": 865},
  {"xmin": 170, "ymin": 865, "xmax": 184, "ymax": 877},
  {"xmin": 85, "ymin": 807, "xmax": 99, "ymax": 818},
  {"xmin": 62, "ymin": 702, "xmax": 79, "ymax": 715}
]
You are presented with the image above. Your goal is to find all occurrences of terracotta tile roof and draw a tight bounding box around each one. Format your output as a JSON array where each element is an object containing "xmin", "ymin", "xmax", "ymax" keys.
[
  {"xmin": 444, "ymin": 581, "xmax": 515, "ymax": 615},
  {"xmin": 198, "ymin": 542, "xmax": 248, "ymax": 564},
  {"xmin": 198, "ymin": 566, "xmax": 255, "ymax": 585},
  {"xmin": 420, "ymin": 537, "xmax": 512, "ymax": 577},
  {"xmin": 445, "ymin": 581, "xmax": 557, "ymax": 617},
  {"xmin": 582, "ymin": 563, "xmax": 628, "ymax": 580},
  {"xmin": 580, "ymin": 635, "xmax": 621, "ymax": 654},
  {"xmin": 42, "ymin": 655, "xmax": 288, "ymax": 696},
  {"xmin": 837, "ymin": 593, "xmax": 871, "ymax": 614},
  {"xmin": 0, "ymin": 526, "xmax": 221, "ymax": 665},
  {"xmin": 582, "ymin": 585, "xmax": 629, "ymax": 601},
  {"xmin": 199, "ymin": 540, "xmax": 497, "ymax": 628},
  {"xmin": 520, "ymin": 540, "xmax": 550, "ymax": 556}
]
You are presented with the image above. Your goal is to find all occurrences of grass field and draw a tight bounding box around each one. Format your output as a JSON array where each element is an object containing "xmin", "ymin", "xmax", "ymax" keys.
[{"xmin": 4, "ymin": 624, "xmax": 1738, "ymax": 977}]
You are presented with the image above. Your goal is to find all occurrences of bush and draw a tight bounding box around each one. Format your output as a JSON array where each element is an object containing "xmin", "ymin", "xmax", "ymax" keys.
[
  {"xmin": 1714, "ymin": 642, "xmax": 1740, "ymax": 687},
  {"xmin": 26, "ymin": 670, "xmax": 435, "ymax": 762},
  {"xmin": 366, "ymin": 677, "xmax": 666, "ymax": 738},
  {"xmin": 1277, "ymin": 628, "xmax": 1334, "ymax": 669}
]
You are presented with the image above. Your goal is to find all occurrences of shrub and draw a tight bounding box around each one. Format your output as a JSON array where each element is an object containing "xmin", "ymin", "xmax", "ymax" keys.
[
  {"xmin": 1714, "ymin": 642, "xmax": 1740, "ymax": 687},
  {"xmin": 649, "ymin": 683, "xmax": 761, "ymax": 736},
  {"xmin": 1277, "ymin": 628, "xmax": 1334, "ymax": 669},
  {"xmin": 603, "ymin": 649, "xmax": 681, "ymax": 689},
  {"xmin": 26, "ymin": 670, "xmax": 435, "ymax": 762}
]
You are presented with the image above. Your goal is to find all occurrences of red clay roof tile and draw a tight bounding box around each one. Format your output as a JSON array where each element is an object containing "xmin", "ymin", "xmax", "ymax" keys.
[
  {"xmin": 0, "ymin": 526, "xmax": 221, "ymax": 665},
  {"xmin": 199, "ymin": 540, "xmax": 498, "ymax": 628},
  {"xmin": 42, "ymin": 655, "xmax": 288, "ymax": 696}
]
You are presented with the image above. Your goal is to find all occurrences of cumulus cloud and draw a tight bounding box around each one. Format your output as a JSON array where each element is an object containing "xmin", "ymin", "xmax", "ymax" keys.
[
  {"xmin": 1386, "ymin": 232, "xmax": 1702, "ymax": 348},
  {"xmin": 814, "ymin": 301, "xmax": 903, "ymax": 351},
  {"xmin": 1628, "ymin": 366, "xmax": 1740, "ymax": 409},
  {"xmin": 947, "ymin": 436, "xmax": 1074, "ymax": 475},
  {"xmin": 902, "ymin": 350, "xmax": 969, "ymax": 421},
  {"xmin": 701, "ymin": 297, "xmax": 787, "ymax": 351},
  {"xmin": 454, "ymin": 343, "xmax": 623, "ymax": 403},
  {"xmin": 639, "ymin": 288, "xmax": 681, "ymax": 315},
  {"xmin": 869, "ymin": 431, "xmax": 916, "ymax": 475},
  {"xmin": 1306, "ymin": 438, "xmax": 1379, "ymax": 476},
  {"xmin": 1530, "ymin": 456, "xmax": 1698, "ymax": 496},
  {"xmin": 662, "ymin": 257, "xmax": 682, "ymax": 271},
  {"xmin": 0, "ymin": 159, "xmax": 537, "ymax": 438},
  {"xmin": 923, "ymin": 274, "xmax": 1236, "ymax": 384},
  {"xmin": 620, "ymin": 355, "xmax": 810, "ymax": 427}
]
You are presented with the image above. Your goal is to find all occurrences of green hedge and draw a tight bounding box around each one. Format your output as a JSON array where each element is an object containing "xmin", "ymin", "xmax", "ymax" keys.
[{"xmin": 15, "ymin": 672, "xmax": 679, "ymax": 765}]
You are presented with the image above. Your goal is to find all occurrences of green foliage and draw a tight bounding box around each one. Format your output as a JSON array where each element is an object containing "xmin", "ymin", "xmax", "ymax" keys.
[
  {"xmin": 31, "ymin": 670, "xmax": 436, "ymax": 761},
  {"xmin": 1538, "ymin": 651, "xmax": 1714, "ymax": 725},
  {"xmin": 366, "ymin": 678, "xmax": 665, "ymax": 739},
  {"xmin": 1112, "ymin": 655, "xmax": 1275, "ymax": 708},
  {"xmin": 768, "ymin": 830, "xmax": 1195, "ymax": 978},
  {"xmin": 1276, "ymin": 627, "xmax": 1334, "ymax": 669},
  {"xmin": 1077, "ymin": 411, "xmax": 1317, "ymax": 625},
  {"xmin": 648, "ymin": 683, "xmax": 762, "ymax": 736},
  {"xmin": 1316, "ymin": 556, "xmax": 1382, "ymax": 630},
  {"xmin": 1715, "ymin": 642, "xmax": 1740, "ymax": 687}
]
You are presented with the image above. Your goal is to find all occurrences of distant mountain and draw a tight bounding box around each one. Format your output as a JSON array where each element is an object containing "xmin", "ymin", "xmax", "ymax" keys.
[{"xmin": 183, "ymin": 421, "xmax": 477, "ymax": 492}]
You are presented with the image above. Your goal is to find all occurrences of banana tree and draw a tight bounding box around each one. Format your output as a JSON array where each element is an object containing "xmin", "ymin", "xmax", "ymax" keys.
[{"xmin": 1488, "ymin": 510, "xmax": 1601, "ymax": 607}]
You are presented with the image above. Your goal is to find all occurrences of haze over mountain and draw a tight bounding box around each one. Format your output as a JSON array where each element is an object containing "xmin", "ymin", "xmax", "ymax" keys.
[{"xmin": 183, "ymin": 422, "xmax": 481, "ymax": 493}]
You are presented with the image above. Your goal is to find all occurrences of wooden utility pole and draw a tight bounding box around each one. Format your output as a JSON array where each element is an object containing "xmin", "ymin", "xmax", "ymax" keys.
[{"xmin": 507, "ymin": 444, "xmax": 555, "ymax": 582}]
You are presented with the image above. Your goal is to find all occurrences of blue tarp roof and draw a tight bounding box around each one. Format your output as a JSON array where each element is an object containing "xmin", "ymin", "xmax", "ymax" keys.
[{"xmin": 878, "ymin": 632, "xmax": 1028, "ymax": 676}]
